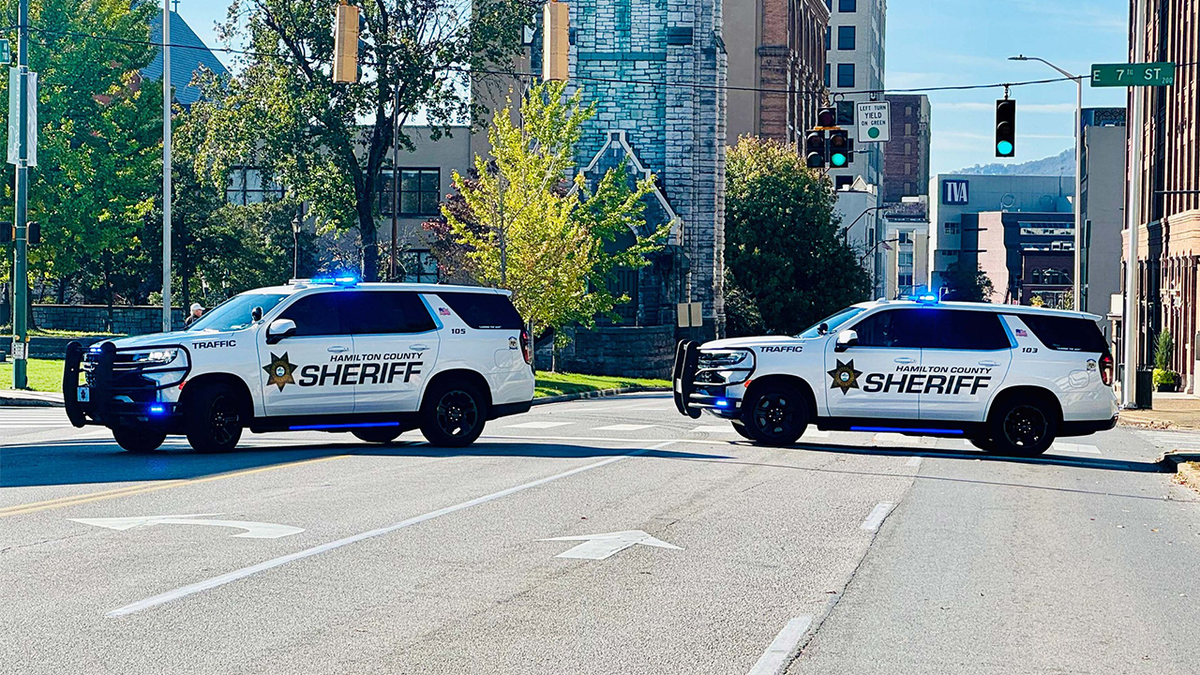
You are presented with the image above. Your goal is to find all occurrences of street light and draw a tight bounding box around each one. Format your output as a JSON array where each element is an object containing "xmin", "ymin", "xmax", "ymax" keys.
[
  {"xmin": 1008, "ymin": 55, "xmax": 1084, "ymax": 311},
  {"xmin": 291, "ymin": 213, "xmax": 301, "ymax": 279}
]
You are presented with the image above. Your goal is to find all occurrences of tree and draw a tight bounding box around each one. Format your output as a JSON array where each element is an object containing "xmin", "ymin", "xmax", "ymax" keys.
[
  {"xmin": 441, "ymin": 81, "xmax": 664, "ymax": 341},
  {"xmin": 184, "ymin": 0, "xmax": 536, "ymax": 281},
  {"xmin": 941, "ymin": 261, "xmax": 995, "ymax": 303},
  {"xmin": 724, "ymin": 137, "xmax": 871, "ymax": 336}
]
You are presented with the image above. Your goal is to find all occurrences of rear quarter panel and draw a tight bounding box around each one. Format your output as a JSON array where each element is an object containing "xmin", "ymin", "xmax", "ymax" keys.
[{"xmin": 998, "ymin": 315, "xmax": 1117, "ymax": 422}]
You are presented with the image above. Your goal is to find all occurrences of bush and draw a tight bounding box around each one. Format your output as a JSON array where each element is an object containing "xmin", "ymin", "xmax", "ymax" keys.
[
  {"xmin": 1153, "ymin": 368, "xmax": 1178, "ymax": 387},
  {"xmin": 1154, "ymin": 330, "xmax": 1174, "ymax": 371}
]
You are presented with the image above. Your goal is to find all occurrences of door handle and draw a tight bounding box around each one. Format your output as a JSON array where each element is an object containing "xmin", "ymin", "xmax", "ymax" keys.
[
  {"xmin": 978, "ymin": 360, "xmax": 1000, "ymax": 367},
  {"xmin": 327, "ymin": 346, "xmax": 350, "ymax": 353},
  {"xmin": 893, "ymin": 357, "xmax": 916, "ymax": 364},
  {"xmin": 409, "ymin": 344, "xmax": 430, "ymax": 351}
]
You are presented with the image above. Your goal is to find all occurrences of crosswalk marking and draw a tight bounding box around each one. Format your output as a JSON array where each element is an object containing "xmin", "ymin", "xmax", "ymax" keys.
[
  {"xmin": 803, "ymin": 429, "xmax": 831, "ymax": 439},
  {"xmin": 504, "ymin": 421, "xmax": 573, "ymax": 430},
  {"xmin": 690, "ymin": 425, "xmax": 737, "ymax": 433},
  {"xmin": 593, "ymin": 424, "xmax": 657, "ymax": 432},
  {"xmin": 1133, "ymin": 429, "xmax": 1200, "ymax": 451},
  {"xmin": 873, "ymin": 432, "xmax": 920, "ymax": 446},
  {"xmin": 1052, "ymin": 442, "xmax": 1100, "ymax": 455}
]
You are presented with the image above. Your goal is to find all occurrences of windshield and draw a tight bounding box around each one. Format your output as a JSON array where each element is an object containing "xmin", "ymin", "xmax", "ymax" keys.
[
  {"xmin": 796, "ymin": 307, "xmax": 866, "ymax": 339},
  {"xmin": 186, "ymin": 293, "xmax": 289, "ymax": 332}
]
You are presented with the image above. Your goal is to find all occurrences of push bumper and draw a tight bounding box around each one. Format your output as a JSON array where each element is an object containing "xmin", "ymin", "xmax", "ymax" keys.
[
  {"xmin": 63, "ymin": 341, "xmax": 191, "ymax": 430},
  {"xmin": 671, "ymin": 340, "xmax": 746, "ymax": 419}
]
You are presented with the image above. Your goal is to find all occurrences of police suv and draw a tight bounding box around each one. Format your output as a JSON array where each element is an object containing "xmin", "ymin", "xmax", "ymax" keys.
[
  {"xmin": 673, "ymin": 298, "xmax": 1117, "ymax": 456},
  {"xmin": 63, "ymin": 278, "xmax": 535, "ymax": 452}
]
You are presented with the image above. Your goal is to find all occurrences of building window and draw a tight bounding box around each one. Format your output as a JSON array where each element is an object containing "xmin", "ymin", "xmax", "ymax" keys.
[
  {"xmin": 943, "ymin": 221, "xmax": 959, "ymax": 235},
  {"xmin": 399, "ymin": 249, "xmax": 439, "ymax": 283},
  {"xmin": 906, "ymin": 105, "xmax": 913, "ymax": 116},
  {"xmin": 899, "ymin": 252, "xmax": 914, "ymax": 267},
  {"xmin": 837, "ymin": 63, "xmax": 855, "ymax": 88},
  {"xmin": 835, "ymin": 175, "xmax": 854, "ymax": 189},
  {"xmin": 1031, "ymin": 269, "xmax": 1042, "ymax": 284},
  {"xmin": 898, "ymin": 273, "xmax": 913, "ymax": 289},
  {"xmin": 837, "ymin": 26, "xmax": 855, "ymax": 50},
  {"xmin": 905, "ymin": 181, "xmax": 914, "ymax": 194},
  {"xmin": 825, "ymin": 27, "xmax": 831, "ymax": 50},
  {"xmin": 905, "ymin": 123, "xmax": 912, "ymax": 135},
  {"xmin": 839, "ymin": 0, "xmax": 856, "ymax": 11},
  {"xmin": 225, "ymin": 167, "xmax": 283, "ymax": 205},
  {"xmin": 904, "ymin": 142, "xmax": 912, "ymax": 154},
  {"xmin": 381, "ymin": 169, "xmax": 441, "ymax": 216},
  {"xmin": 898, "ymin": 231, "xmax": 912, "ymax": 244},
  {"xmin": 824, "ymin": 63, "xmax": 830, "ymax": 87}
]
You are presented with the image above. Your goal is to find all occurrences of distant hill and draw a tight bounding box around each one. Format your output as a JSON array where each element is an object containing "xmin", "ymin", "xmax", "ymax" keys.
[{"xmin": 953, "ymin": 147, "xmax": 1075, "ymax": 176}]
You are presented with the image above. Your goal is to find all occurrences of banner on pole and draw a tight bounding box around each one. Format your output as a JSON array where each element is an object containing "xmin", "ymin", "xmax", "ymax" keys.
[{"xmin": 7, "ymin": 69, "xmax": 37, "ymax": 166}]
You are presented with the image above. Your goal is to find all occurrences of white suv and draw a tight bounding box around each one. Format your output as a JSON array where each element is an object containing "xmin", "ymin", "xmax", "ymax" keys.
[
  {"xmin": 64, "ymin": 279, "xmax": 535, "ymax": 452},
  {"xmin": 673, "ymin": 299, "xmax": 1118, "ymax": 456}
]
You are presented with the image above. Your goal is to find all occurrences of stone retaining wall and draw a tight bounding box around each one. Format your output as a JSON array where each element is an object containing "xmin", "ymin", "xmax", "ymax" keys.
[
  {"xmin": 541, "ymin": 325, "xmax": 678, "ymax": 379},
  {"xmin": 33, "ymin": 305, "xmax": 187, "ymax": 335}
]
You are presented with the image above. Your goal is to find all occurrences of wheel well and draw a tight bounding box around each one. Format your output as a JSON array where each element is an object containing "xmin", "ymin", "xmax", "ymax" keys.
[
  {"xmin": 424, "ymin": 369, "xmax": 493, "ymax": 410},
  {"xmin": 744, "ymin": 374, "xmax": 817, "ymax": 419},
  {"xmin": 987, "ymin": 386, "xmax": 1062, "ymax": 426},
  {"xmin": 181, "ymin": 373, "xmax": 254, "ymax": 414}
]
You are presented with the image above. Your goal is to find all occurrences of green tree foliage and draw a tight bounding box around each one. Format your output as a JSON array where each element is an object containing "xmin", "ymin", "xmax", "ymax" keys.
[
  {"xmin": 724, "ymin": 137, "xmax": 871, "ymax": 336},
  {"xmin": 0, "ymin": 0, "xmax": 161, "ymax": 314},
  {"xmin": 442, "ymin": 81, "xmax": 664, "ymax": 341},
  {"xmin": 184, "ymin": 0, "xmax": 535, "ymax": 281},
  {"xmin": 941, "ymin": 261, "xmax": 996, "ymax": 303}
]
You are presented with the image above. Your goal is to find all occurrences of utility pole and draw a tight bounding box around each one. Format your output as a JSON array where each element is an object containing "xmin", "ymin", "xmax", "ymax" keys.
[
  {"xmin": 10, "ymin": 0, "xmax": 31, "ymax": 389},
  {"xmin": 390, "ymin": 84, "xmax": 399, "ymax": 280},
  {"xmin": 1122, "ymin": 0, "xmax": 1147, "ymax": 407},
  {"xmin": 161, "ymin": 0, "xmax": 172, "ymax": 332}
]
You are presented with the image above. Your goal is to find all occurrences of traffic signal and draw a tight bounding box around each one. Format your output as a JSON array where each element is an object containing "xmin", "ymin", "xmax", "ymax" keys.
[
  {"xmin": 817, "ymin": 106, "xmax": 836, "ymax": 128},
  {"xmin": 333, "ymin": 2, "xmax": 360, "ymax": 84},
  {"xmin": 28, "ymin": 221, "xmax": 39, "ymax": 245},
  {"xmin": 995, "ymin": 99, "xmax": 1016, "ymax": 157},
  {"xmin": 805, "ymin": 130, "xmax": 827, "ymax": 168},
  {"xmin": 543, "ymin": 0, "xmax": 569, "ymax": 82},
  {"xmin": 828, "ymin": 130, "xmax": 851, "ymax": 168}
]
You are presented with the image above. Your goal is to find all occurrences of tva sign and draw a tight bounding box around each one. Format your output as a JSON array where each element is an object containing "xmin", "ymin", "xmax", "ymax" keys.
[{"xmin": 942, "ymin": 179, "xmax": 969, "ymax": 205}]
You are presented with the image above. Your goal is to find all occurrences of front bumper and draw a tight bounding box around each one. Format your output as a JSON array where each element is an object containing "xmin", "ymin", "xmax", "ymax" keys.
[
  {"xmin": 64, "ymin": 341, "xmax": 191, "ymax": 429},
  {"xmin": 671, "ymin": 341, "xmax": 750, "ymax": 419}
]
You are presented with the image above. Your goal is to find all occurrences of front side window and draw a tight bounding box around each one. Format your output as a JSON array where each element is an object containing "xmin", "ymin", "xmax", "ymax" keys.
[
  {"xmin": 277, "ymin": 292, "xmax": 345, "ymax": 336},
  {"xmin": 851, "ymin": 309, "xmax": 927, "ymax": 348},
  {"xmin": 380, "ymin": 169, "xmax": 441, "ymax": 216}
]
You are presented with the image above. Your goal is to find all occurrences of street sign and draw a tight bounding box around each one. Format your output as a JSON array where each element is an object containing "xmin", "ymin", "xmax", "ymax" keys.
[
  {"xmin": 1090, "ymin": 62, "xmax": 1175, "ymax": 87},
  {"xmin": 540, "ymin": 530, "xmax": 682, "ymax": 560},
  {"xmin": 70, "ymin": 513, "xmax": 306, "ymax": 539},
  {"xmin": 856, "ymin": 101, "xmax": 890, "ymax": 143},
  {"xmin": 0, "ymin": 39, "xmax": 9, "ymax": 65}
]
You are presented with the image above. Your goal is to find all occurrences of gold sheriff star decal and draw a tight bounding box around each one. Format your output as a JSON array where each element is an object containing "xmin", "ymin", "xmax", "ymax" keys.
[
  {"xmin": 263, "ymin": 352, "xmax": 298, "ymax": 391},
  {"xmin": 827, "ymin": 359, "xmax": 863, "ymax": 395}
]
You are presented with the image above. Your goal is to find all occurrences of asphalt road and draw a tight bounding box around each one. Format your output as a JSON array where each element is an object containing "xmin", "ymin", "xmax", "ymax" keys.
[{"xmin": 1, "ymin": 394, "xmax": 1199, "ymax": 674}]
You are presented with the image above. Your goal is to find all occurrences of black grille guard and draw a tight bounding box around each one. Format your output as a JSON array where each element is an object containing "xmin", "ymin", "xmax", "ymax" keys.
[{"xmin": 64, "ymin": 341, "xmax": 192, "ymax": 428}]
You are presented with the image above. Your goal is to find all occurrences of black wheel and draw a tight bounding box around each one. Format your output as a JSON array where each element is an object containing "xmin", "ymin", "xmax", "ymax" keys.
[
  {"xmin": 184, "ymin": 382, "xmax": 245, "ymax": 452},
  {"xmin": 739, "ymin": 384, "xmax": 809, "ymax": 446},
  {"xmin": 988, "ymin": 398, "xmax": 1056, "ymax": 457},
  {"xmin": 352, "ymin": 427, "xmax": 403, "ymax": 444},
  {"xmin": 731, "ymin": 422, "xmax": 754, "ymax": 440},
  {"xmin": 968, "ymin": 437, "xmax": 995, "ymax": 452},
  {"xmin": 112, "ymin": 427, "xmax": 166, "ymax": 452},
  {"xmin": 420, "ymin": 380, "xmax": 487, "ymax": 447}
]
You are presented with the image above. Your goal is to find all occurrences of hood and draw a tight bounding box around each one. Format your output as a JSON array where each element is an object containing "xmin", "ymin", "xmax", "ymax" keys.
[
  {"xmin": 102, "ymin": 329, "xmax": 233, "ymax": 350},
  {"xmin": 701, "ymin": 335, "xmax": 810, "ymax": 350}
]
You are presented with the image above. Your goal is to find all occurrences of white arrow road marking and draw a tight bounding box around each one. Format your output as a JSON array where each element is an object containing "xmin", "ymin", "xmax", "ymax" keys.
[
  {"xmin": 70, "ymin": 513, "xmax": 305, "ymax": 539},
  {"xmin": 540, "ymin": 530, "xmax": 682, "ymax": 560}
]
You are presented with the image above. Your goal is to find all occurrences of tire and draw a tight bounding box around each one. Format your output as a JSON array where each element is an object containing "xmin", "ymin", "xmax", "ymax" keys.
[
  {"xmin": 184, "ymin": 382, "xmax": 246, "ymax": 453},
  {"xmin": 968, "ymin": 437, "xmax": 995, "ymax": 452},
  {"xmin": 419, "ymin": 379, "xmax": 488, "ymax": 447},
  {"xmin": 739, "ymin": 384, "xmax": 809, "ymax": 446},
  {"xmin": 731, "ymin": 421, "xmax": 755, "ymax": 440},
  {"xmin": 987, "ymin": 398, "xmax": 1057, "ymax": 457},
  {"xmin": 112, "ymin": 427, "xmax": 166, "ymax": 452},
  {"xmin": 352, "ymin": 427, "xmax": 403, "ymax": 444}
]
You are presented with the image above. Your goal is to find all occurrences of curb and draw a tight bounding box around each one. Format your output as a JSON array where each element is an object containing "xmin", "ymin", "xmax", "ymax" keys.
[
  {"xmin": 532, "ymin": 386, "xmax": 669, "ymax": 406},
  {"xmin": 0, "ymin": 394, "xmax": 64, "ymax": 408}
]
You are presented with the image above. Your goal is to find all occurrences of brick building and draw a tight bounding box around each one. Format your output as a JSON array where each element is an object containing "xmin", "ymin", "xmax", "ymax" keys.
[
  {"xmin": 726, "ymin": 0, "xmax": 829, "ymax": 147},
  {"xmin": 882, "ymin": 94, "xmax": 930, "ymax": 204},
  {"xmin": 1126, "ymin": 0, "xmax": 1200, "ymax": 390}
]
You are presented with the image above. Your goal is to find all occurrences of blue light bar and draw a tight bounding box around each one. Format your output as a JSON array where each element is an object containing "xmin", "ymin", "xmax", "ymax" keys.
[
  {"xmin": 149, "ymin": 405, "xmax": 166, "ymax": 414},
  {"xmin": 715, "ymin": 398, "xmax": 731, "ymax": 408},
  {"xmin": 851, "ymin": 426, "xmax": 963, "ymax": 435},
  {"xmin": 289, "ymin": 421, "xmax": 401, "ymax": 431}
]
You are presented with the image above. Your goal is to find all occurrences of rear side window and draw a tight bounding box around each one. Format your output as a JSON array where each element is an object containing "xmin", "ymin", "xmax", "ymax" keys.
[
  {"xmin": 342, "ymin": 291, "xmax": 436, "ymax": 334},
  {"xmin": 930, "ymin": 310, "xmax": 1011, "ymax": 351},
  {"xmin": 435, "ymin": 292, "xmax": 523, "ymax": 330},
  {"xmin": 277, "ymin": 292, "xmax": 344, "ymax": 336},
  {"xmin": 1017, "ymin": 314, "xmax": 1110, "ymax": 353}
]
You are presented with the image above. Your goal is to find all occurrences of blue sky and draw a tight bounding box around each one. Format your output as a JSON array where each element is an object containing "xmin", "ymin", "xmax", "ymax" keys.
[{"xmin": 176, "ymin": 0, "xmax": 1130, "ymax": 174}]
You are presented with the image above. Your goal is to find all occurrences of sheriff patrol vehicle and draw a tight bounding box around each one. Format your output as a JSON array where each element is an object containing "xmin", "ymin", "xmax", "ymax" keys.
[
  {"xmin": 63, "ymin": 278, "xmax": 535, "ymax": 452},
  {"xmin": 673, "ymin": 297, "xmax": 1117, "ymax": 456}
]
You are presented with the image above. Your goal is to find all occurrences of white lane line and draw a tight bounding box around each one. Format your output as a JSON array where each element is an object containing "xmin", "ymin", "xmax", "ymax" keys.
[
  {"xmin": 906, "ymin": 456, "xmax": 923, "ymax": 468},
  {"xmin": 873, "ymin": 433, "xmax": 919, "ymax": 446},
  {"xmin": 747, "ymin": 615, "xmax": 813, "ymax": 675},
  {"xmin": 803, "ymin": 429, "xmax": 831, "ymax": 439},
  {"xmin": 106, "ymin": 441, "xmax": 676, "ymax": 618},
  {"xmin": 593, "ymin": 424, "xmax": 657, "ymax": 432},
  {"xmin": 860, "ymin": 502, "xmax": 897, "ymax": 532},
  {"xmin": 690, "ymin": 425, "xmax": 737, "ymax": 433},
  {"xmin": 504, "ymin": 421, "xmax": 574, "ymax": 430},
  {"xmin": 1052, "ymin": 442, "xmax": 1100, "ymax": 455}
]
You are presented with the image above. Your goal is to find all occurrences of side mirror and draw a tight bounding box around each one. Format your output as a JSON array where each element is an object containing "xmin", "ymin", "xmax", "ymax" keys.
[
  {"xmin": 817, "ymin": 322, "xmax": 829, "ymax": 336},
  {"xmin": 252, "ymin": 306, "xmax": 264, "ymax": 322},
  {"xmin": 835, "ymin": 329, "xmax": 859, "ymax": 352},
  {"xmin": 265, "ymin": 319, "xmax": 297, "ymax": 345}
]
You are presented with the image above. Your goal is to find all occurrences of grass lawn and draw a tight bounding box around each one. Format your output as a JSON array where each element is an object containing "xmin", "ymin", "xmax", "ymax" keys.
[
  {"xmin": 535, "ymin": 371, "xmax": 669, "ymax": 399},
  {"xmin": 0, "ymin": 358, "xmax": 64, "ymax": 392}
]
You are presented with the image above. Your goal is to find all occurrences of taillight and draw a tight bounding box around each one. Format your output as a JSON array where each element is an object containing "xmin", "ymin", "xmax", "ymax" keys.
[
  {"xmin": 1100, "ymin": 354, "xmax": 1113, "ymax": 386},
  {"xmin": 520, "ymin": 328, "xmax": 532, "ymax": 365}
]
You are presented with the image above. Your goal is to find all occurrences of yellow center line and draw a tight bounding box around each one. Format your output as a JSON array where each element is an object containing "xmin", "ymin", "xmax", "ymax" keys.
[{"xmin": 0, "ymin": 454, "xmax": 353, "ymax": 518}]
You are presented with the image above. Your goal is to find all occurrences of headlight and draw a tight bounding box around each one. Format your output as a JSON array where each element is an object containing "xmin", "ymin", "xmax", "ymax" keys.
[
  {"xmin": 701, "ymin": 350, "xmax": 750, "ymax": 367},
  {"xmin": 132, "ymin": 349, "xmax": 178, "ymax": 365}
]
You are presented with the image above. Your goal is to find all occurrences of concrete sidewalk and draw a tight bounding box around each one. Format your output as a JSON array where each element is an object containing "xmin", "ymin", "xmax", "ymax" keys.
[
  {"xmin": 1118, "ymin": 391, "xmax": 1200, "ymax": 430},
  {"xmin": 0, "ymin": 389, "xmax": 64, "ymax": 407}
]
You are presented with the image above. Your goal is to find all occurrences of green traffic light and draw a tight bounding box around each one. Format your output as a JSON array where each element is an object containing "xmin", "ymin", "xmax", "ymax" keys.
[
  {"xmin": 997, "ymin": 140, "xmax": 1013, "ymax": 156},
  {"xmin": 830, "ymin": 153, "xmax": 848, "ymax": 167}
]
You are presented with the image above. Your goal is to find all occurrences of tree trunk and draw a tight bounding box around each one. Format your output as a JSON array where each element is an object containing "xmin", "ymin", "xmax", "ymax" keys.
[{"xmin": 357, "ymin": 190, "xmax": 379, "ymax": 282}]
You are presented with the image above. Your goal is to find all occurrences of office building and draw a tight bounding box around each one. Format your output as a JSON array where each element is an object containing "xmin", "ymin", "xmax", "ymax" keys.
[
  {"xmin": 1079, "ymin": 108, "xmax": 1126, "ymax": 318},
  {"xmin": 882, "ymin": 94, "xmax": 930, "ymax": 203},
  {"xmin": 975, "ymin": 212, "xmax": 1075, "ymax": 305},
  {"xmin": 882, "ymin": 197, "xmax": 929, "ymax": 299},
  {"xmin": 824, "ymin": 0, "xmax": 886, "ymax": 191}
]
